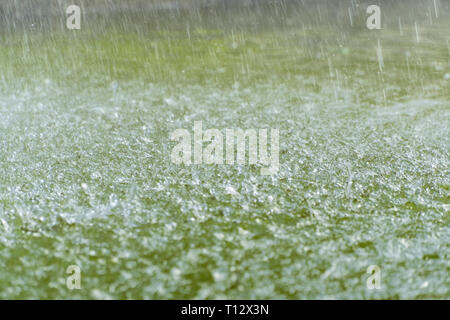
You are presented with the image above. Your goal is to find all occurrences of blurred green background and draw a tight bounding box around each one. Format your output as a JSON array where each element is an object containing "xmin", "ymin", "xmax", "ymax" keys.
[{"xmin": 0, "ymin": 0, "xmax": 448, "ymax": 299}]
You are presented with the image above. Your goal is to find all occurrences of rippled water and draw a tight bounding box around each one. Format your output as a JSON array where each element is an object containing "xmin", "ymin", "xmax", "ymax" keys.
[{"xmin": 0, "ymin": 1, "xmax": 449, "ymax": 299}]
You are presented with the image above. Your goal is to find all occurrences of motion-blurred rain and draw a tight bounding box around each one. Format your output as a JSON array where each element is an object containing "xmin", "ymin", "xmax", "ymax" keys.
[{"xmin": 0, "ymin": 0, "xmax": 448, "ymax": 299}]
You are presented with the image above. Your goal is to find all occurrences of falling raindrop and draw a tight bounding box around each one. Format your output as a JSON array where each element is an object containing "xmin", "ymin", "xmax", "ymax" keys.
[
  {"xmin": 433, "ymin": 0, "xmax": 439, "ymax": 18},
  {"xmin": 415, "ymin": 21, "xmax": 420, "ymax": 43},
  {"xmin": 377, "ymin": 39, "xmax": 384, "ymax": 72},
  {"xmin": 348, "ymin": 7, "xmax": 353, "ymax": 27},
  {"xmin": 398, "ymin": 17, "xmax": 403, "ymax": 35}
]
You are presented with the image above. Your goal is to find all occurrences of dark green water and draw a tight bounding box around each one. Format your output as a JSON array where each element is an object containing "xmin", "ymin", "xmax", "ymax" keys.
[{"xmin": 0, "ymin": 1, "xmax": 448, "ymax": 298}]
